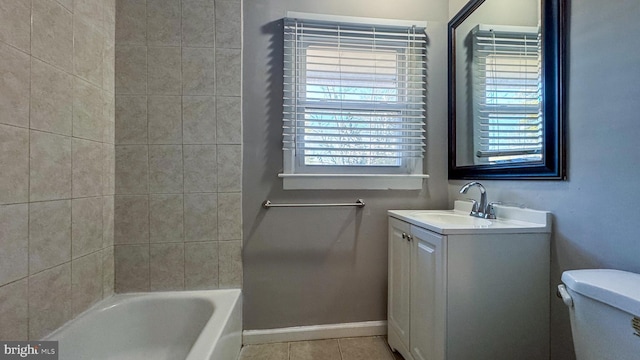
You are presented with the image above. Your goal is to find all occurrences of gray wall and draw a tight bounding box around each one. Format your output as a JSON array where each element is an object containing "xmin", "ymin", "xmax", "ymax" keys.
[
  {"xmin": 0, "ymin": 0, "xmax": 115, "ymax": 340},
  {"xmin": 242, "ymin": 0, "xmax": 450, "ymax": 330},
  {"xmin": 448, "ymin": 1, "xmax": 640, "ymax": 359},
  {"xmin": 113, "ymin": 0, "xmax": 243, "ymax": 292}
]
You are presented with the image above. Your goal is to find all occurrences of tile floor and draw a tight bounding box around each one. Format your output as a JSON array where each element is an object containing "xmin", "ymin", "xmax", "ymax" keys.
[{"xmin": 238, "ymin": 336, "xmax": 404, "ymax": 360}]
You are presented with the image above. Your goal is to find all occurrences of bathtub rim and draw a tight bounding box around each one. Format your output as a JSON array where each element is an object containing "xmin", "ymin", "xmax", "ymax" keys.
[{"xmin": 43, "ymin": 289, "xmax": 242, "ymax": 360}]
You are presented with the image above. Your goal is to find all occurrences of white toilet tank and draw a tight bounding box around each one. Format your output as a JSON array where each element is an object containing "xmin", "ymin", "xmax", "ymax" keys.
[{"xmin": 559, "ymin": 269, "xmax": 640, "ymax": 360}]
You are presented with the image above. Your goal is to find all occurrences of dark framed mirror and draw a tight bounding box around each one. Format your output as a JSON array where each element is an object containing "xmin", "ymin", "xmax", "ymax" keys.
[{"xmin": 448, "ymin": 0, "xmax": 566, "ymax": 180}]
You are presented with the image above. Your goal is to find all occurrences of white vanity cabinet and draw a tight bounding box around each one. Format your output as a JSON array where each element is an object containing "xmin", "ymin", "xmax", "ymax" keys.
[{"xmin": 387, "ymin": 205, "xmax": 551, "ymax": 360}]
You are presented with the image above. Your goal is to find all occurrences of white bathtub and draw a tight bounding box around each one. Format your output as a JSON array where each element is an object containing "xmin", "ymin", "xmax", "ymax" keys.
[{"xmin": 44, "ymin": 289, "xmax": 242, "ymax": 360}]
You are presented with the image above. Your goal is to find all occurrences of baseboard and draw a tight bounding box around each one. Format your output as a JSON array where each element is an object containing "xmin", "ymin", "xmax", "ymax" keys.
[{"xmin": 242, "ymin": 320, "xmax": 387, "ymax": 345}]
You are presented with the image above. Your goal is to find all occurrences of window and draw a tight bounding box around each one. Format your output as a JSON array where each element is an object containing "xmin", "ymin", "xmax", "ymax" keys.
[
  {"xmin": 472, "ymin": 25, "xmax": 542, "ymax": 164},
  {"xmin": 281, "ymin": 14, "xmax": 428, "ymax": 190}
]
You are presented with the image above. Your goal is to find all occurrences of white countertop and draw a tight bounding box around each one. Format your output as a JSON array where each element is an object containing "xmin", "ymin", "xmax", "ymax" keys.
[{"xmin": 388, "ymin": 201, "xmax": 551, "ymax": 235}]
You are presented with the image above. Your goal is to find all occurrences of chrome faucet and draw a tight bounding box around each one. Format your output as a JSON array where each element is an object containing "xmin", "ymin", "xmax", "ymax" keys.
[{"xmin": 459, "ymin": 182, "xmax": 495, "ymax": 219}]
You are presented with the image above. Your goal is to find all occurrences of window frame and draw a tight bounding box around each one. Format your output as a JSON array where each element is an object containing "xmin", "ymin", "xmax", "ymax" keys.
[{"xmin": 280, "ymin": 13, "xmax": 429, "ymax": 190}]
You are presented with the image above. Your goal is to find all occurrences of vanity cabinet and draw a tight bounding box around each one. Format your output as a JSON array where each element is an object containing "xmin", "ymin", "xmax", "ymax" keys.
[{"xmin": 387, "ymin": 211, "xmax": 550, "ymax": 360}]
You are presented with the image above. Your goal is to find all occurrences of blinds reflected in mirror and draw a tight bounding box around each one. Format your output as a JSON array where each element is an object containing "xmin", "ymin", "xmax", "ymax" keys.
[{"xmin": 472, "ymin": 24, "xmax": 542, "ymax": 164}]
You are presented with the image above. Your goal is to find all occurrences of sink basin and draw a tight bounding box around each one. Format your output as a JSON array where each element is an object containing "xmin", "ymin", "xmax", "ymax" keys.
[
  {"xmin": 407, "ymin": 211, "xmax": 492, "ymax": 227},
  {"xmin": 389, "ymin": 201, "xmax": 551, "ymax": 234}
]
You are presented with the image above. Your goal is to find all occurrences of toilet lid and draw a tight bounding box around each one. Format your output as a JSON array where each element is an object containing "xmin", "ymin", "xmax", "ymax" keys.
[{"xmin": 562, "ymin": 269, "xmax": 640, "ymax": 316}]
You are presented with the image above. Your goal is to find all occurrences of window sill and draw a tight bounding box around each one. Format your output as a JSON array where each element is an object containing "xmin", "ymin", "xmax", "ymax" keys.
[{"xmin": 278, "ymin": 173, "xmax": 429, "ymax": 190}]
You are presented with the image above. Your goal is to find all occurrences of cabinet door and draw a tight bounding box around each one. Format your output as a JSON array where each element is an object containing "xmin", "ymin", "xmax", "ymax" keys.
[
  {"xmin": 410, "ymin": 226, "xmax": 446, "ymax": 360},
  {"xmin": 388, "ymin": 218, "xmax": 412, "ymax": 352}
]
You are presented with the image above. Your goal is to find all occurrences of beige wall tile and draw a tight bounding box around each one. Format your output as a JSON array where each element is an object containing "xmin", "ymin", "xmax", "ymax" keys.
[
  {"xmin": 217, "ymin": 192, "xmax": 241, "ymax": 240},
  {"xmin": 239, "ymin": 343, "xmax": 289, "ymax": 360},
  {"xmin": 290, "ymin": 340, "xmax": 341, "ymax": 360},
  {"xmin": 184, "ymin": 193, "xmax": 217, "ymax": 241},
  {"xmin": 182, "ymin": 0, "xmax": 215, "ymax": 47},
  {"xmin": 216, "ymin": 96, "xmax": 241, "ymax": 144},
  {"xmin": 0, "ymin": 204, "xmax": 28, "ymax": 286},
  {"xmin": 116, "ymin": 95, "xmax": 148, "ymax": 144},
  {"xmin": 182, "ymin": 47, "xmax": 215, "ymax": 95},
  {"xmin": 29, "ymin": 200, "xmax": 72, "ymax": 274},
  {"xmin": 103, "ymin": 92, "xmax": 115, "ymax": 143},
  {"xmin": 0, "ymin": 42, "xmax": 30, "ymax": 128},
  {"xmin": 183, "ymin": 96, "xmax": 216, "ymax": 144},
  {"xmin": 147, "ymin": 0, "xmax": 181, "ymax": 46},
  {"xmin": 57, "ymin": 0, "xmax": 74, "ymax": 11},
  {"xmin": 103, "ymin": 40, "xmax": 115, "ymax": 92},
  {"xmin": 102, "ymin": 143, "xmax": 115, "ymax": 195},
  {"xmin": 148, "ymin": 47, "xmax": 182, "ymax": 95},
  {"xmin": 114, "ymin": 195, "xmax": 149, "ymax": 244},
  {"xmin": 114, "ymin": 244, "xmax": 149, "ymax": 292},
  {"xmin": 149, "ymin": 194, "xmax": 184, "ymax": 242},
  {"xmin": 338, "ymin": 337, "xmax": 395, "ymax": 360},
  {"xmin": 71, "ymin": 251, "xmax": 103, "ymax": 316},
  {"xmin": 185, "ymin": 241, "xmax": 218, "ymax": 290},
  {"xmin": 72, "ymin": 197, "xmax": 104, "ymax": 258},
  {"xmin": 115, "ymin": 0, "xmax": 146, "ymax": 45},
  {"xmin": 30, "ymin": 131, "xmax": 72, "ymax": 202},
  {"xmin": 215, "ymin": 0, "xmax": 241, "ymax": 49},
  {"xmin": 72, "ymin": 138, "xmax": 104, "ymax": 198},
  {"xmin": 149, "ymin": 145, "xmax": 183, "ymax": 193},
  {"xmin": 216, "ymin": 48, "xmax": 241, "ymax": 96},
  {"xmin": 0, "ymin": 125, "xmax": 29, "ymax": 204},
  {"xmin": 115, "ymin": 45, "xmax": 147, "ymax": 94},
  {"xmin": 150, "ymin": 243, "xmax": 184, "ymax": 290},
  {"xmin": 184, "ymin": 145, "xmax": 217, "ymax": 192},
  {"xmin": 32, "ymin": 0, "xmax": 73, "ymax": 73},
  {"xmin": 0, "ymin": 0, "xmax": 31, "ymax": 53},
  {"xmin": 111, "ymin": 0, "xmax": 242, "ymax": 295},
  {"xmin": 219, "ymin": 240, "xmax": 241, "ymax": 288},
  {"xmin": 103, "ymin": 0, "xmax": 116, "ymax": 33},
  {"xmin": 103, "ymin": 195, "xmax": 114, "ymax": 247},
  {"xmin": 102, "ymin": 246, "xmax": 115, "ymax": 297},
  {"xmin": 30, "ymin": 58, "xmax": 74, "ymax": 136},
  {"xmin": 217, "ymin": 145, "xmax": 241, "ymax": 192},
  {"xmin": 0, "ymin": 279, "xmax": 28, "ymax": 341},
  {"xmin": 148, "ymin": 96, "xmax": 182, "ymax": 144},
  {"xmin": 74, "ymin": 0, "xmax": 104, "ymax": 29},
  {"xmin": 29, "ymin": 263, "xmax": 72, "ymax": 339},
  {"xmin": 73, "ymin": 78, "xmax": 105, "ymax": 142},
  {"xmin": 115, "ymin": 145, "xmax": 148, "ymax": 194},
  {"xmin": 74, "ymin": 17, "xmax": 105, "ymax": 87}
]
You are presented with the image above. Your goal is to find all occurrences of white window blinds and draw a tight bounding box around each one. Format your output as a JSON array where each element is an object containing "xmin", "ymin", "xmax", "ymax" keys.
[
  {"xmin": 472, "ymin": 25, "xmax": 542, "ymax": 163},
  {"xmin": 283, "ymin": 17, "xmax": 427, "ymax": 171}
]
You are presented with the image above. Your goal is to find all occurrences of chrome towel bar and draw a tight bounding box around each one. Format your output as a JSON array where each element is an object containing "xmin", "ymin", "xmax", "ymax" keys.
[{"xmin": 262, "ymin": 199, "xmax": 365, "ymax": 209}]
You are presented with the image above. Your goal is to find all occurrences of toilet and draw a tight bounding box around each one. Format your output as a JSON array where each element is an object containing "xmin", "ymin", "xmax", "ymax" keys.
[{"xmin": 558, "ymin": 269, "xmax": 640, "ymax": 360}]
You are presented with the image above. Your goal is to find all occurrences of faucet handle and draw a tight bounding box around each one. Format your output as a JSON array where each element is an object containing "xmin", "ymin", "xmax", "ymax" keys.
[
  {"xmin": 486, "ymin": 202, "xmax": 498, "ymax": 219},
  {"xmin": 465, "ymin": 198, "xmax": 479, "ymax": 214}
]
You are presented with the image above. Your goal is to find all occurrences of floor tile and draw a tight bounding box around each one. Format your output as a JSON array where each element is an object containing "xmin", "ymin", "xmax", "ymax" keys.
[
  {"xmin": 339, "ymin": 337, "xmax": 395, "ymax": 360},
  {"xmin": 290, "ymin": 339, "xmax": 341, "ymax": 360},
  {"xmin": 239, "ymin": 342, "xmax": 288, "ymax": 360}
]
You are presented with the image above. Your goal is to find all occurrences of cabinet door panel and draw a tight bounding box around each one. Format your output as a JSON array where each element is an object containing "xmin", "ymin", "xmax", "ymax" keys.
[
  {"xmin": 388, "ymin": 218, "xmax": 412, "ymax": 351},
  {"xmin": 410, "ymin": 226, "xmax": 446, "ymax": 360}
]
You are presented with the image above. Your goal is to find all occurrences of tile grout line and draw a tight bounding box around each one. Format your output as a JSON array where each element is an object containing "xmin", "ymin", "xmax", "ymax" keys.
[
  {"xmin": 26, "ymin": 0, "xmax": 34, "ymax": 341},
  {"xmin": 180, "ymin": 0, "xmax": 186, "ymax": 291}
]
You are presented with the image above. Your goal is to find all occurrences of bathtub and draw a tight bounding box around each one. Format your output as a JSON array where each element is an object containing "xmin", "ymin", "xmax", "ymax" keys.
[{"xmin": 44, "ymin": 289, "xmax": 242, "ymax": 360}]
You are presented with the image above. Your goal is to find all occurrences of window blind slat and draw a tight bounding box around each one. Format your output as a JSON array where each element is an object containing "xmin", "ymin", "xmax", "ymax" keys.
[{"xmin": 283, "ymin": 17, "xmax": 427, "ymax": 168}]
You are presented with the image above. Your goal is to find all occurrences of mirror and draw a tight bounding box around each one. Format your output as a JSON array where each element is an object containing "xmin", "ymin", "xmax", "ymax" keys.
[{"xmin": 448, "ymin": 0, "xmax": 566, "ymax": 179}]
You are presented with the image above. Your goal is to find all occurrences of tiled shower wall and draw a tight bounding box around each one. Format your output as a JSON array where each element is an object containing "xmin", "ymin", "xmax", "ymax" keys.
[
  {"xmin": 0, "ymin": 0, "xmax": 116, "ymax": 340},
  {"xmin": 114, "ymin": 0, "xmax": 242, "ymax": 292}
]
